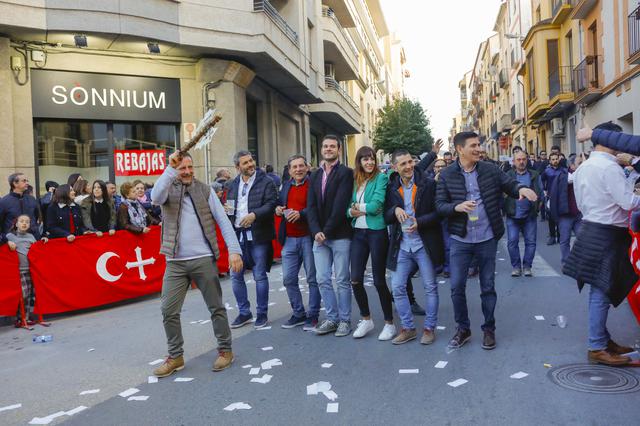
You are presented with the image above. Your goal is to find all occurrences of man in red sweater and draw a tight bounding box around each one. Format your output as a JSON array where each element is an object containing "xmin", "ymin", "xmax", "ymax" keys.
[{"xmin": 276, "ymin": 155, "xmax": 321, "ymax": 330}]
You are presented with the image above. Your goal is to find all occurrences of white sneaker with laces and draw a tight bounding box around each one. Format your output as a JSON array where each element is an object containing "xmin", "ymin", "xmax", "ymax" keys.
[
  {"xmin": 378, "ymin": 323, "xmax": 397, "ymax": 341},
  {"xmin": 352, "ymin": 319, "xmax": 374, "ymax": 339}
]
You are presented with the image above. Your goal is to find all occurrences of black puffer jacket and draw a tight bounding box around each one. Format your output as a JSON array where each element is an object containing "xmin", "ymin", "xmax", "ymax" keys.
[
  {"xmin": 227, "ymin": 169, "xmax": 278, "ymax": 244},
  {"xmin": 436, "ymin": 160, "xmax": 523, "ymax": 240}
]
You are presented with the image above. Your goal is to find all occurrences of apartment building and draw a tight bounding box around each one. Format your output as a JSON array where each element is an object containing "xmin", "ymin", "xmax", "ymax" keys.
[{"xmin": 0, "ymin": 0, "xmax": 401, "ymax": 196}]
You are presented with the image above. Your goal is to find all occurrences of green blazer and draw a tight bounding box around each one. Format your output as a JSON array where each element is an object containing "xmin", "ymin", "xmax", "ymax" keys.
[{"xmin": 347, "ymin": 172, "xmax": 388, "ymax": 230}]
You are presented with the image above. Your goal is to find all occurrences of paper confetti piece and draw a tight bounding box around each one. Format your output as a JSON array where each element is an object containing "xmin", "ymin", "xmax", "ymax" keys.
[
  {"xmin": 148, "ymin": 376, "xmax": 158, "ymax": 384},
  {"xmin": 148, "ymin": 359, "xmax": 164, "ymax": 366},
  {"xmin": 224, "ymin": 402, "xmax": 251, "ymax": 411},
  {"xmin": 65, "ymin": 406, "xmax": 88, "ymax": 416},
  {"xmin": 0, "ymin": 404, "xmax": 21, "ymax": 412},
  {"xmin": 241, "ymin": 364, "xmax": 252, "ymax": 369},
  {"xmin": 321, "ymin": 363, "xmax": 333, "ymax": 368},
  {"xmin": 535, "ymin": 315, "xmax": 545, "ymax": 321},
  {"xmin": 322, "ymin": 390, "xmax": 338, "ymax": 401},
  {"xmin": 249, "ymin": 368, "xmax": 260, "ymax": 375},
  {"xmin": 87, "ymin": 348, "xmax": 95, "ymax": 352},
  {"xmin": 326, "ymin": 403, "xmax": 339, "ymax": 413},
  {"xmin": 399, "ymin": 369, "xmax": 419, "ymax": 374},
  {"xmin": 128, "ymin": 396, "xmax": 149, "ymax": 401},
  {"xmin": 261, "ymin": 358, "xmax": 282, "ymax": 369},
  {"xmin": 510, "ymin": 371, "xmax": 529, "ymax": 379},
  {"xmin": 436, "ymin": 326, "xmax": 446, "ymax": 330},
  {"xmin": 79, "ymin": 389, "xmax": 100, "ymax": 395},
  {"xmin": 119, "ymin": 388, "xmax": 140, "ymax": 398},
  {"xmin": 447, "ymin": 378, "xmax": 468, "ymax": 388},
  {"xmin": 174, "ymin": 377, "xmax": 194, "ymax": 382},
  {"xmin": 250, "ymin": 374, "xmax": 273, "ymax": 384},
  {"xmin": 434, "ymin": 361, "xmax": 448, "ymax": 369},
  {"xmin": 257, "ymin": 326, "xmax": 272, "ymax": 331}
]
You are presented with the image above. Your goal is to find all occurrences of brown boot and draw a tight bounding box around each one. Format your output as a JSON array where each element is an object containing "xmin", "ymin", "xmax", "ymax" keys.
[
  {"xmin": 588, "ymin": 350, "xmax": 631, "ymax": 366},
  {"xmin": 607, "ymin": 340, "xmax": 634, "ymax": 355},
  {"xmin": 153, "ymin": 356, "xmax": 185, "ymax": 377},
  {"xmin": 212, "ymin": 351, "xmax": 234, "ymax": 372},
  {"xmin": 392, "ymin": 328, "xmax": 417, "ymax": 345},
  {"xmin": 420, "ymin": 328, "xmax": 435, "ymax": 345}
]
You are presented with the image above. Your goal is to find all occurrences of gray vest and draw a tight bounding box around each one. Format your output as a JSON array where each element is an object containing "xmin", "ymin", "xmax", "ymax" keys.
[{"xmin": 160, "ymin": 178, "xmax": 220, "ymax": 259}]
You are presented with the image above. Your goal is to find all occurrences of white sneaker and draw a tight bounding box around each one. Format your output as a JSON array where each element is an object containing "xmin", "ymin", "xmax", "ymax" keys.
[
  {"xmin": 378, "ymin": 323, "xmax": 397, "ymax": 341},
  {"xmin": 352, "ymin": 319, "xmax": 375, "ymax": 339}
]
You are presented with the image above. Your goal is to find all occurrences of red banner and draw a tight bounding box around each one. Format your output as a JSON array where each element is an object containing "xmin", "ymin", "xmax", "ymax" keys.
[
  {"xmin": 114, "ymin": 150, "xmax": 166, "ymax": 176},
  {"xmin": 0, "ymin": 245, "xmax": 22, "ymax": 316},
  {"xmin": 627, "ymin": 227, "xmax": 640, "ymax": 325},
  {"xmin": 29, "ymin": 227, "xmax": 167, "ymax": 314}
]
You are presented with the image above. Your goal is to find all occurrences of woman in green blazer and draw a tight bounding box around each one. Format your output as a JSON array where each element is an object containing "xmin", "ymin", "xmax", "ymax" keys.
[{"xmin": 347, "ymin": 146, "xmax": 395, "ymax": 341}]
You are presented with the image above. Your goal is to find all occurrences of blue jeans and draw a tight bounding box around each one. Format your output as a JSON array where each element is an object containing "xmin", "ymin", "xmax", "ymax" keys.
[
  {"xmin": 588, "ymin": 285, "xmax": 611, "ymax": 351},
  {"xmin": 313, "ymin": 239, "xmax": 352, "ymax": 322},
  {"xmin": 231, "ymin": 241, "xmax": 270, "ymax": 317},
  {"xmin": 281, "ymin": 236, "xmax": 321, "ymax": 319},
  {"xmin": 506, "ymin": 216, "xmax": 537, "ymax": 269},
  {"xmin": 449, "ymin": 238, "xmax": 498, "ymax": 331},
  {"xmin": 558, "ymin": 215, "xmax": 581, "ymax": 265},
  {"xmin": 391, "ymin": 248, "xmax": 438, "ymax": 330}
]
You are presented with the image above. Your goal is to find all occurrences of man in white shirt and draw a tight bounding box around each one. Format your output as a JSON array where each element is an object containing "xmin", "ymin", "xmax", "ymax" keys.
[{"xmin": 564, "ymin": 122, "xmax": 638, "ymax": 366}]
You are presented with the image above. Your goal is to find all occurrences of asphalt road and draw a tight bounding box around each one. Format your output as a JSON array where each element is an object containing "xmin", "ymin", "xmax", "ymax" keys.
[{"xmin": 1, "ymin": 220, "xmax": 639, "ymax": 426}]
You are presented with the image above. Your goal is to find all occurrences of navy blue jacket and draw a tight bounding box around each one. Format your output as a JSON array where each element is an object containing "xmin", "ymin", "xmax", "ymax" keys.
[
  {"xmin": 384, "ymin": 167, "xmax": 444, "ymax": 271},
  {"xmin": 226, "ymin": 168, "xmax": 278, "ymax": 245},
  {"xmin": 46, "ymin": 203, "xmax": 86, "ymax": 238},
  {"xmin": 591, "ymin": 129, "xmax": 640, "ymax": 155},
  {"xmin": 0, "ymin": 191, "xmax": 41, "ymax": 242},
  {"xmin": 307, "ymin": 163, "xmax": 354, "ymax": 241},
  {"xmin": 277, "ymin": 178, "xmax": 310, "ymax": 245}
]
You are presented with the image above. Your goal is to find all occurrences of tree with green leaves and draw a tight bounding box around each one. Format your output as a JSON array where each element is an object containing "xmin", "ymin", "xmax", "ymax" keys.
[{"xmin": 373, "ymin": 97, "xmax": 434, "ymax": 155}]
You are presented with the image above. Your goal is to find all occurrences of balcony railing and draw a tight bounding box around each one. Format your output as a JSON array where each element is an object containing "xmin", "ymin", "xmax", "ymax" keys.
[
  {"xmin": 498, "ymin": 69, "xmax": 509, "ymax": 88},
  {"xmin": 629, "ymin": 5, "xmax": 640, "ymax": 60},
  {"xmin": 548, "ymin": 66, "xmax": 573, "ymax": 99},
  {"xmin": 254, "ymin": 0, "xmax": 299, "ymax": 46},
  {"xmin": 552, "ymin": 0, "xmax": 576, "ymax": 19},
  {"xmin": 325, "ymin": 76, "xmax": 358, "ymax": 110},
  {"xmin": 573, "ymin": 55, "xmax": 600, "ymax": 97},
  {"xmin": 322, "ymin": 6, "xmax": 359, "ymax": 57}
]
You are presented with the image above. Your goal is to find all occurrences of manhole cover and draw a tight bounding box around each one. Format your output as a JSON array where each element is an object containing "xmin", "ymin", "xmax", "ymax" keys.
[{"xmin": 548, "ymin": 364, "xmax": 640, "ymax": 394}]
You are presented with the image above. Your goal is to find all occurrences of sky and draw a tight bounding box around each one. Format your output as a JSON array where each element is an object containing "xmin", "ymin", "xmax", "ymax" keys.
[{"xmin": 380, "ymin": 0, "xmax": 503, "ymax": 140}]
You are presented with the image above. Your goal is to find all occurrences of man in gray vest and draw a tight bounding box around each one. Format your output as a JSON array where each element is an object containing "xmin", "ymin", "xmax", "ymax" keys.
[{"xmin": 150, "ymin": 152, "xmax": 243, "ymax": 377}]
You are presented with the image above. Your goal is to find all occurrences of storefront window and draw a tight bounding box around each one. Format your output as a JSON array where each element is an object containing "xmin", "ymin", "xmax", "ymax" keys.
[
  {"xmin": 35, "ymin": 121, "xmax": 109, "ymax": 193},
  {"xmin": 34, "ymin": 120, "xmax": 177, "ymax": 196}
]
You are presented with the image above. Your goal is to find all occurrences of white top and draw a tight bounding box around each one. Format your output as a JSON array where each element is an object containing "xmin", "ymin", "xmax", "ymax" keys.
[
  {"xmin": 74, "ymin": 194, "xmax": 89, "ymax": 204},
  {"xmin": 354, "ymin": 183, "xmax": 367, "ymax": 229},
  {"xmin": 234, "ymin": 172, "xmax": 257, "ymax": 241},
  {"xmin": 573, "ymin": 151, "xmax": 640, "ymax": 228}
]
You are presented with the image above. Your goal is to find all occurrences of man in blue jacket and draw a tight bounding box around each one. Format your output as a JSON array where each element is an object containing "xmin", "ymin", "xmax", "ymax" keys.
[
  {"xmin": 541, "ymin": 153, "xmax": 564, "ymax": 245},
  {"xmin": 0, "ymin": 173, "xmax": 41, "ymax": 242},
  {"xmin": 227, "ymin": 150, "xmax": 278, "ymax": 329}
]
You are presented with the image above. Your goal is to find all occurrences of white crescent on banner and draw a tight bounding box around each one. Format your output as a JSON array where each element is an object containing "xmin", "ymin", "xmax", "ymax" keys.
[{"xmin": 96, "ymin": 252, "xmax": 122, "ymax": 282}]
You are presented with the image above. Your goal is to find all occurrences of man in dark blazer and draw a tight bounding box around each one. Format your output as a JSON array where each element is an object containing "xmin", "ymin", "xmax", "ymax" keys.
[
  {"xmin": 436, "ymin": 131, "xmax": 537, "ymax": 351},
  {"xmin": 307, "ymin": 135, "xmax": 354, "ymax": 337},
  {"xmin": 226, "ymin": 150, "xmax": 278, "ymax": 329}
]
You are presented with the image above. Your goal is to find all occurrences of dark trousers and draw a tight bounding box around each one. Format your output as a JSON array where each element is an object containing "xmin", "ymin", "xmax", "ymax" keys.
[
  {"xmin": 548, "ymin": 217, "xmax": 559, "ymax": 239},
  {"xmin": 449, "ymin": 238, "xmax": 498, "ymax": 332},
  {"xmin": 350, "ymin": 228, "xmax": 393, "ymax": 321}
]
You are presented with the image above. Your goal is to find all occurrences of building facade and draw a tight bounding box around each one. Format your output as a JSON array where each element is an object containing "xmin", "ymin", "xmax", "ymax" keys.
[{"xmin": 0, "ymin": 0, "xmax": 401, "ymax": 196}]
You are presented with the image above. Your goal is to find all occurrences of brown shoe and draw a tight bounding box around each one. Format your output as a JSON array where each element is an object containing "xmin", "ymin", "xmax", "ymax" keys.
[
  {"xmin": 420, "ymin": 328, "xmax": 435, "ymax": 345},
  {"xmin": 482, "ymin": 330, "xmax": 496, "ymax": 350},
  {"xmin": 607, "ymin": 340, "xmax": 634, "ymax": 355},
  {"xmin": 153, "ymin": 355, "xmax": 185, "ymax": 377},
  {"xmin": 212, "ymin": 351, "xmax": 234, "ymax": 371},
  {"xmin": 588, "ymin": 350, "xmax": 631, "ymax": 366},
  {"xmin": 392, "ymin": 328, "xmax": 417, "ymax": 345}
]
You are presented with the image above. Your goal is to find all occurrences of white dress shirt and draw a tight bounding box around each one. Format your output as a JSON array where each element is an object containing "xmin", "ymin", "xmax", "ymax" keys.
[
  {"xmin": 573, "ymin": 151, "xmax": 640, "ymax": 228},
  {"xmin": 235, "ymin": 172, "xmax": 257, "ymax": 241}
]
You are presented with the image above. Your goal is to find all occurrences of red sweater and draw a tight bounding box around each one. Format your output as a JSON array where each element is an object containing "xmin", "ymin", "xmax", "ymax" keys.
[{"xmin": 286, "ymin": 182, "xmax": 310, "ymax": 237}]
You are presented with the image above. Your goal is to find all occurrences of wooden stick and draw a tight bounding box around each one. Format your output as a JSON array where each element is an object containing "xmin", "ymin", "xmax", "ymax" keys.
[{"xmin": 179, "ymin": 115, "xmax": 222, "ymax": 155}]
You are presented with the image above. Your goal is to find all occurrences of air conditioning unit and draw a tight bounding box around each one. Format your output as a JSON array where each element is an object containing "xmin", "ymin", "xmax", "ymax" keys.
[{"xmin": 551, "ymin": 118, "xmax": 564, "ymax": 136}]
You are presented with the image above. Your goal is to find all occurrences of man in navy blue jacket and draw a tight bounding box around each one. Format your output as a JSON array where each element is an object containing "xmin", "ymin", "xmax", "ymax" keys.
[
  {"xmin": 0, "ymin": 172, "xmax": 41, "ymax": 242},
  {"xmin": 541, "ymin": 153, "xmax": 564, "ymax": 245},
  {"xmin": 226, "ymin": 150, "xmax": 278, "ymax": 330}
]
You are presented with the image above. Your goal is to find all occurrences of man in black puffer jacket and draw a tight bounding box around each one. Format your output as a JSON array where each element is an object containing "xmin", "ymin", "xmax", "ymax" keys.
[
  {"xmin": 227, "ymin": 150, "xmax": 278, "ymax": 330},
  {"xmin": 436, "ymin": 131, "xmax": 538, "ymax": 351}
]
